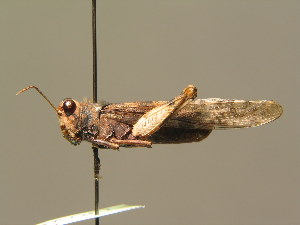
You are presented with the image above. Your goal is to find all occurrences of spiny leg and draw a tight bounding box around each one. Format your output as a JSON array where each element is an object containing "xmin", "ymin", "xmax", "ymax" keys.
[
  {"xmin": 110, "ymin": 139, "xmax": 152, "ymax": 148},
  {"xmin": 92, "ymin": 139, "xmax": 120, "ymax": 150}
]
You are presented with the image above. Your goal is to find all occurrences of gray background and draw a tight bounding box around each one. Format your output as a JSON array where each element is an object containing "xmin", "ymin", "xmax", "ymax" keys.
[{"xmin": 1, "ymin": 0, "xmax": 299, "ymax": 225}]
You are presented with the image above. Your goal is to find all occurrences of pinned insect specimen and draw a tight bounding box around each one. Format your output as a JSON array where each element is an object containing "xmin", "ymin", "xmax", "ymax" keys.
[{"xmin": 17, "ymin": 85, "xmax": 282, "ymax": 150}]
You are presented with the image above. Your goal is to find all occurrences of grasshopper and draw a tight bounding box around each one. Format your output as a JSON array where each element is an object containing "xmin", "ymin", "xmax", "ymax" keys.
[{"xmin": 17, "ymin": 85, "xmax": 282, "ymax": 150}]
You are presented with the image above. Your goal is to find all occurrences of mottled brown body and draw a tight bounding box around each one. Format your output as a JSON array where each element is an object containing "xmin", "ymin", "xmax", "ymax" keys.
[
  {"xmin": 17, "ymin": 85, "xmax": 283, "ymax": 150},
  {"xmin": 54, "ymin": 85, "xmax": 212, "ymax": 149},
  {"xmin": 78, "ymin": 100, "xmax": 213, "ymax": 147}
]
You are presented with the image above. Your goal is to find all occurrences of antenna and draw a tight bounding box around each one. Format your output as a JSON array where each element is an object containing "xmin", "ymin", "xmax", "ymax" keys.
[
  {"xmin": 16, "ymin": 85, "xmax": 57, "ymax": 113},
  {"xmin": 17, "ymin": 2, "xmax": 144, "ymax": 224}
]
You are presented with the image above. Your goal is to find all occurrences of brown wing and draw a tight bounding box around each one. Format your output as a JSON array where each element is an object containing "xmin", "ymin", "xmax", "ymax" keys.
[
  {"xmin": 100, "ymin": 101, "xmax": 162, "ymax": 125},
  {"xmin": 100, "ymin": 98, "xmax": 283, "ymax": 130},
  {"xmin": 167, "ymin": 98, "xmax": 283, "ymax": 129}
]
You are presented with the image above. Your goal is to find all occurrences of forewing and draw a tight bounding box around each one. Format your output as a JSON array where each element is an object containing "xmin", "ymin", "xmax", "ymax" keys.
[
  {"xmin": 100, "ymin": 101, "xmax": 162, "ymax": 125},
  {"xmin": 168, "ymin": 98, "xmax": 283, "ymax": 129},
  {"xmin": 100, "ymin": 98, "xmax": 282, "ymax": 131}
]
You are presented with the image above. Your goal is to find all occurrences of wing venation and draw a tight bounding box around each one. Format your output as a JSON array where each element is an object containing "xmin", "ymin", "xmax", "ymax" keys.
[{"xmin": 167, "ymin": 98, "xmax": 283, "ymax": 129}]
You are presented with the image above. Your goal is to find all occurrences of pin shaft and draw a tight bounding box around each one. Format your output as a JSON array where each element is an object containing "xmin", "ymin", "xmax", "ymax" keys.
[{"xmin": 92, "ymin": 1, "xmax": 100, "ymax": 225}]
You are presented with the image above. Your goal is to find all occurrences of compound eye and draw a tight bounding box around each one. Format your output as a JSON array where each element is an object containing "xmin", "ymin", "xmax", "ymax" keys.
[{"xmin": 62, "ymin": 99, "xmax": 76, "ymax": 116}]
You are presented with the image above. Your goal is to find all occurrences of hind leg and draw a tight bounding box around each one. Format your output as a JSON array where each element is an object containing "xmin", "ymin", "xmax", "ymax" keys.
[{"xmin": 110, "ymin": 138, "xmax": 152, "ymax": 148}]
